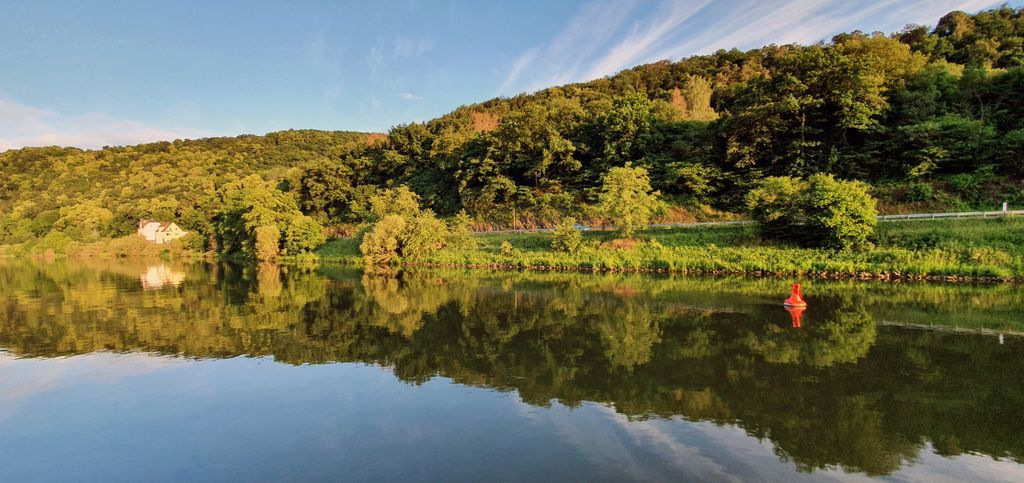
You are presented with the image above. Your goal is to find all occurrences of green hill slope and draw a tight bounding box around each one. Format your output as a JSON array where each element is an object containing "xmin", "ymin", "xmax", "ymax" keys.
[
  {"xmin": 0, "ymin": 130, "xmax": 372, "ymax": 245},
  {"xmin": 2, "ymin": 6, "xmax": 1023, "ymax": 256}
]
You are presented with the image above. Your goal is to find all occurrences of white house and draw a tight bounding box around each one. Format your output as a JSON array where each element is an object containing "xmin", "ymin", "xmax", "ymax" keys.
[{"xmin": 137, "ymin": 219, "xmax": 188, "ymax": 244}]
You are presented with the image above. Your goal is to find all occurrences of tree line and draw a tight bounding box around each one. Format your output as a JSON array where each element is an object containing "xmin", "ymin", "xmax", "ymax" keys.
[{"xmin": 2, "ymin": 6, "xmax": 1023, "ymax": 258}]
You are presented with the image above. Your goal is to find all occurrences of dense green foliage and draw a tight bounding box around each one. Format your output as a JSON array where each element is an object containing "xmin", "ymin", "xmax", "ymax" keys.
[
  {"xmin": 253, "ymin": 225, "xmax": 281, "ymax": 262},
  {"xmin": 216, "ymin": 174, "xmax": 327, "ymax": 259},
  {"xmin": 323, "ymin": 5, "xmax": 1021, "ymax": 226},
  {"xmin": 550, "ymin": 218, "xmax": 584, "ymax": 254},
  {"xmin": 745, "ymin": 176, "xmax": 808, "ymax": 238},
  {"xmin": 805, "ymin": 174, "xmax": 879, "ymax": 249},
  {"xmin": 0, "ymin": 130, "xmax": 368, "ymax": 257},
  {"xmin": 359, "ymin": 215, "xmax": 407, "ymax": 265},
  {"xmin": 445, "ymin": 211, "xmax": 478, "ymax": 250},
  {"xmin": 596, "ymin": 165, "xmax": 663, "ymax": 237},
  {"xmin": 358, "ymin": 187, "xmax": 450, "ymax": 265},
  {"xmin": 3, "ymin": 7, "xmax": 1024, "ymax": 255},
  {"xmin": 368, "ymin": 185, "xmax": 423, "ymax": 220},
  {"xmin": 747, "ymin": 174, "xmax": 878, "ymax": 249},
  {"xmin": 399, "ymin": 213, "xmax": 449, "ymax": 259}
]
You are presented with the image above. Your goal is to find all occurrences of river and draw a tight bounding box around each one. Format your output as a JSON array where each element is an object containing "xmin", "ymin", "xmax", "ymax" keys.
[{"xmin": 1, "ymin": 260, "xmax": 1022, "ymax": 481}]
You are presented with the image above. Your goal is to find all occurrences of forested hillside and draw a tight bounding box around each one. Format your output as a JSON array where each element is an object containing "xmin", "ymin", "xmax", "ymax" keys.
[
  {"xmin": 0, "ymin": 130, "xmax": 371, "ymax": 252},
  {"xmin": 2, "ymin": 6, "xmax": 1023, "ymax": 256}
]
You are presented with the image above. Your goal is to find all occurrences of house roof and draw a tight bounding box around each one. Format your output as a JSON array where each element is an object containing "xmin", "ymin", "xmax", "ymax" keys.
[{"xmin": 140, "ymin": 220, "xmax": 182, "ymax": 232}]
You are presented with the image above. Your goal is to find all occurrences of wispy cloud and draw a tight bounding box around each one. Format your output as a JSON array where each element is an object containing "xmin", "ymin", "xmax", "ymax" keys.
[
  {"xmin": 366, "ymin": 35, "xmax": 436, "ymax": 107},
  {"xmin": 0, "ymin": 95, "xmax": 207, "ymax": 151},
  {"xmin": 368, "ymin": 35, "xmax": 435, "ymax": 71},
  {"xmin": 498, "ymin": 0, "xmax": 1004, "ymax": 96},
  {"xmin": 651, "ymin": 0, "xmax": 1002, "ymax": 61},
  {"xmin": 393, "ymin": 36, "xmax": 434, "ymax": 58},
  {"xmin": 581, "ymin": 0, "xmax": 712, "ymax": 81},
  {"xmin": 497, "ymin": 47, "xmax": 539, "ymax": 95},
  {"xmin": 498, "ymin": 0, "xmax": 639, "ymax": 94},
  {"xmin": 304, "ymin": 31, "xmax": 347, "ymax": 103}
]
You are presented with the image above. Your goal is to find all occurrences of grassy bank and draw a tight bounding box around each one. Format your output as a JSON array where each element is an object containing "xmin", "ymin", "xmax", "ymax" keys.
[
  {"xmin": 0, "ymin": 234, "xmax": 205, "ymax": 261},
  {"xmin": 318, "ymin": 217, "xmax": 1024, "ymax": 281}
]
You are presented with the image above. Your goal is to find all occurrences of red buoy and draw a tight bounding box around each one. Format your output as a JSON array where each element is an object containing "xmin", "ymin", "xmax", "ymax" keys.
[
  {"xmin": 783, "ymin": 283, "xmax": 807, "ymax": 307},
  {"xmin": 786, "ymin": 306, "xmax": 805, "ymax": 328}
]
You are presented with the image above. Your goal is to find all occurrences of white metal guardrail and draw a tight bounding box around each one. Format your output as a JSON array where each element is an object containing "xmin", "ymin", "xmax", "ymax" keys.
[
  {"xmin": 877, "ymin": 210, "xmax": 1024, "ymax": 221},
  {"xmin": 478, "ymin": 209, "xmax": 1022, "ymax": 234}
]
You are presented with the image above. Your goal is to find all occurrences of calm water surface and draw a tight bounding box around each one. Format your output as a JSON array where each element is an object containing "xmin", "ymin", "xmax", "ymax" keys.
[{"xmin": 1, "ymin": 260, "xmax": 1023, "ymax": 482}]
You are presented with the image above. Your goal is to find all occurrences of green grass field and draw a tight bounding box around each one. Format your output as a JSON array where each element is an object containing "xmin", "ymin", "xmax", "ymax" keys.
[{"xmin": 318, "ymin": 217, "xmax": 1024, "ymax": 281}]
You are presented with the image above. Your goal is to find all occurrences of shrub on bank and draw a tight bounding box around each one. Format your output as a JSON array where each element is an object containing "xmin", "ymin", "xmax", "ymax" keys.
[
  {"xmin": 905, "ymin": 182, "xmax": 934, "ymax": 202},
  {"xmin": 284, "ymin": 216, "xmax": 327, "ymax": 255},
  {"xmin": 446, "ymin": 211, "xmax": 477, "ymax": 250},
  {"xmin": 746, "ymin": 176, "xmax": 806, "ymax": 239},
  {"xmin": 551, "ymin": 218, "xmax": 584, "ymax": 254},
  {"xmin": 598, "ymin": 165, "xmax": 664, "ymax": 239},
  {"xmin": 401, "ymin": 213, "xmax": 449, "ymax": 259},
  {"xmin": 359, "ymin": 210, "xmax": 450, "ymax": 265},
  {"xmin": 747, "ymin": 174, "xmax": 877, "ymax": 250},
  {"xmin": 360, "ymin": 215, "xmax": 407, "ymax": 265},
  {"xmin": 805, "ymin": 174, "xmax": 878, "ymax": 250}
]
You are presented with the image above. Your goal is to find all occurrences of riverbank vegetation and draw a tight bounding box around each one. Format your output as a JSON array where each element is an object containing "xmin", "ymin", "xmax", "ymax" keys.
[
  {"xmin": 2, "ymin": 7, "xmax": 1024, "ymax": 261},
  {"xmin": 322, "ymin": 216, "xmax": 1024, "ymax": 281}
]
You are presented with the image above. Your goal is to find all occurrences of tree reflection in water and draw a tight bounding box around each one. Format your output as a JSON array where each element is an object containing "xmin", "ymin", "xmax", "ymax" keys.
[{"xmin": 1, "ymin": 259, "xmax": 1022, "ymax": 475}]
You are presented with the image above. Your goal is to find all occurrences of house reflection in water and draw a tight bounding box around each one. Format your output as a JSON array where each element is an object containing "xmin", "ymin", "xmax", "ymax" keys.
[{"xmin": 140, "ymin": 265, "xmax": 186, "ymax": 290}]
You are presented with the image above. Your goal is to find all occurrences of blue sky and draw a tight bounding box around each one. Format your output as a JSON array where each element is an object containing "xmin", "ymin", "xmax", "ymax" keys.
[{"xmin": 0, "ymin": 0, "xmax": 1019, "ymax": 150}]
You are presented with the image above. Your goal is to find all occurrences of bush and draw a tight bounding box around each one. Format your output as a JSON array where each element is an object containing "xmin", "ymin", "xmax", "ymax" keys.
[
  {"xmin": 66, "ymin": 234, "xmax": 204, "ymax": 259},
  {"xmin": 905, "ymin": 182, "xmax": 934, "ymax": 202},
  {"xmin": 551, "ymin": 218, "xmax": 584, "ymax": 254},
  {"xmin": 747, "ymin": 174, "xmax": 877, "ymax": 250},
  {"xmin": 216, "ymin": 174, "xmax": 325, "ymax": 258},
  {"xmin": 177, "ymin": 232, "xmax": 207, "ymax": 253},
  {"xmin": 673, "ymin": 163, "xmax": 721, "ymax": 203},
  {"xmin": 947, "ymin": 173, "xmax": 980, "ymax": 200},
  {"xmin": 500, "ymin": 241, "xmax": 516, "ymax": 256},
  {"xmin": 805, "ymin": 174, "xmax": 878, "ymax": 250},
  {"xmin": 369, "ymin": 185, "xmax": 421, "ymax": 220},
  {"xmin": 946, "ymin": 165, "xmax": 995, "ymax": 202},
  {"xmin": 254, "ymin": 225, "xmax": 281, "ymax": 262},
  {"xmin": 359, "ymin": 210, "xmax": 449, "ymax": 265},
  {"xmin": 283, "ymin": 215, "xmax": 327, "ymax": 255},
  {"xmin": 745, "ymin": 176, "xmax": 807, "ymax": 239},
  {"xmin": 446, "ymin": 211, "xmax": 477, "ymax": 250},
  {"xmin": 30, "ymin": 211, "xmax": 60, "ymax": 238},
  {"xmin": 53, "ymin": 203, "xmax": 114, "ymax": 242},
  {"xmin": 360, "ymin": 215, "xmax": 406, "ymax": 265},
  {"xmin": 598, "ymin": 164, "xmax": 663, "ymax": 239},
  {"xmin": 37, "ymin": 231, "xmax": 72, "ymax": 255},
  {"xmin": 401, "ymin": 212, "xmax": 449, "ymax": 259}
]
